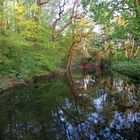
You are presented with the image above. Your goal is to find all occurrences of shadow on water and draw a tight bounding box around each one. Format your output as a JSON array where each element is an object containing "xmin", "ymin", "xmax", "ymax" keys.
[{"xmin": 0, "ymin": 68, "xmax": 140, "ymax": 140}]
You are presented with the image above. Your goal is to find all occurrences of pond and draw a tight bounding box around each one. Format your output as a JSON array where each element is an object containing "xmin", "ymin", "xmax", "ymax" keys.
[{"xmin": 0, "ymin": 68, "xmax": 140, "ymax": 140}]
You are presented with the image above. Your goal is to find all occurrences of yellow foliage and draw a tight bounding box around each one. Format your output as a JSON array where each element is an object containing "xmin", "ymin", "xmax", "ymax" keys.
[
  {"xmin": 73, "ymin": 18, "xmax": 93, "ymax": 46},
  {"xmin": 115, "ymin": 17, "xmax": 128, "ymax": 26},
  {"xmin": 92, "ymin": 42, "xmax": 116, "ymax": 61},
  {"xmin": 11, "ymin": 2, "xmax": 39, "ymax": 40},
  {"xmin": 124, "ymin": 39, "xmax": 139, "ymax": 59}
]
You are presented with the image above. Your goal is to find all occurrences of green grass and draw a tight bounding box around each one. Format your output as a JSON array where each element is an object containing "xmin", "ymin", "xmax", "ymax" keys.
[{"xmin": 112, "ymin": 53, "xmax": 140, "ymax": 81}]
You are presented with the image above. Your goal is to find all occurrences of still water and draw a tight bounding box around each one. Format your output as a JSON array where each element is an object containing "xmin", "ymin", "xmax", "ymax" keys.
[{"xmin": 0, "ymin": 68, "xmax": 140, "ymax": 140}]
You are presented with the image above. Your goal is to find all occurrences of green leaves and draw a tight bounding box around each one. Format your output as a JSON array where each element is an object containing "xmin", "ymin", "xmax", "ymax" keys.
[
  {"xmin": 82, "ymin": 0, "xmax": 140, "ymax": 59},
  {"xmin": 0, "ymin": 0, "xmax": 74, "ymax": 83}
]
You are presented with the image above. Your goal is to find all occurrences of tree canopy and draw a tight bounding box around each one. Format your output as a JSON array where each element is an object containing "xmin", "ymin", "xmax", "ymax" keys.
[{"xmin": 82, "ymin": 0, "xmax": 140, "ymax": 59}]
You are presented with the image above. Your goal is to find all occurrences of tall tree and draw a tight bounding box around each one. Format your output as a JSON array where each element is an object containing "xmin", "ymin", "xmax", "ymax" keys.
[{"xmin": 82, "ymin": 0, "xmax": 140, "ymax": 59}]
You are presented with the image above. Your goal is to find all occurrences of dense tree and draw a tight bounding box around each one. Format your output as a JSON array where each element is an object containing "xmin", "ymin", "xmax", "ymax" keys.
[
  {"xmin": 82, "ymin": 0, "xmax": 140, "ymax": 59},
  {"xmin": 1, "ymin": 0, "xmax": 139, "ymax": 88},
  {"xmin": 0, "ymin": 0, "xmax": 93, "ymax": 84},
  {"xmin": 67, "ymin": 18, "xmax": 93, "ymax": 69}
]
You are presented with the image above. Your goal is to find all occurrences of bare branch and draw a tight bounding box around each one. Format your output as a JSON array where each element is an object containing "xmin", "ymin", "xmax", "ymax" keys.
[
  {"xmin": 52, "ymin": 0, "xmax": 68, "ymax": 30},
  {"xmin": 59, "ymin": 13, "xmax": 86, "ymax": 33},
  {"xmin": 37, "ymin": 0, "xmax": 51, "ymax": 6},
  {"xmin": 59, "ymin": 0, "xmax": 86, "ymax": 32}
]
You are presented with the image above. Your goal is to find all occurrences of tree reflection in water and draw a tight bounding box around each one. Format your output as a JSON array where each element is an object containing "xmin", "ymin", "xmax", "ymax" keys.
[{"xmin": 0, "ymin": 68, "xmax": 140, "ymax": 140}]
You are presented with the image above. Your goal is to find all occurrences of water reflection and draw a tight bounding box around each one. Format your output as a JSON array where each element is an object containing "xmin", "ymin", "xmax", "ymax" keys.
[{"xmin": 0, "ymin": 68, "xmax": 140, "ymax": 140}]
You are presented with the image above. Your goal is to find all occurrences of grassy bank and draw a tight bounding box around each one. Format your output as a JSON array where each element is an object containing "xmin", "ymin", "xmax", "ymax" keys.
[
  {"xmin": 0, "ymin": 35, "xmax": 71, "ymax": 90},
  {"xmin": 112, "ymin": 54, "xmax": 140, "ymax": 82}
]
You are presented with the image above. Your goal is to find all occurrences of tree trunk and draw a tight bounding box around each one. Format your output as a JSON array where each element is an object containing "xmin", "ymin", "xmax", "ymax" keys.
[
  {"xmin": 133, "ymin": 0, "xmax": 140, "ymax": 55},
  {"xmin": 0, "ymin": 2, "xmax": 6, "ymax": 35}
]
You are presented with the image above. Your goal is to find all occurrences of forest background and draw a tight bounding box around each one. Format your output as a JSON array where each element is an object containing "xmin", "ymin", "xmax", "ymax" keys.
[{"xmin": 0, "ymin": 0, "xmax": 140, "ymax": 89}]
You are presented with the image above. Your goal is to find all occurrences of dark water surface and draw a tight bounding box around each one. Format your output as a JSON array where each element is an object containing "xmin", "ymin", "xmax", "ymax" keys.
[{"xmin": 0, "ymin": 69, "xmax": 140, "ymax": 140}]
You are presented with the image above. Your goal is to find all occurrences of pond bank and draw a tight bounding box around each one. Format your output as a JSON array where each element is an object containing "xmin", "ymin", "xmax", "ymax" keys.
[
  {"xmin": 0, "ymin": 70, "xmax": 66, "ymax": 95},
  {"xmin": 113, "ymin": 68, "xmax": 140, "ymax": 82},
  {"xmin": 0, "ymin": 65, "xmax": 99, "ymax": 94},
  {"xmin": 1, "ymin": 61, "xmax": 140, "ymax": 94},
  {"xmin": 112, "ymin": 60, "xmax": 140, "ymax": 83}
]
